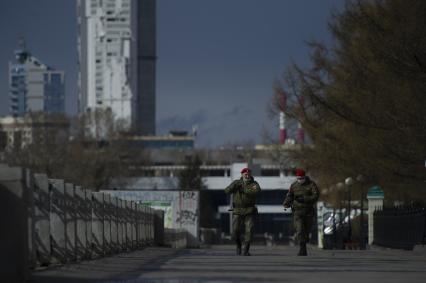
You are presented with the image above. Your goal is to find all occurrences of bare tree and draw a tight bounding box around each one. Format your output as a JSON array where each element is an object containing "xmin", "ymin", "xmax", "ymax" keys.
[{"xmin": 271, "ymin": 0, "xmax": 426, "ymax": 200}]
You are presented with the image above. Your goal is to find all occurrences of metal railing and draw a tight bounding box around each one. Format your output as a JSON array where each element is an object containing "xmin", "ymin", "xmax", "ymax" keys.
[{"xmin": 374, "ymin": 206, "xmax": 426, "ymax": 250}]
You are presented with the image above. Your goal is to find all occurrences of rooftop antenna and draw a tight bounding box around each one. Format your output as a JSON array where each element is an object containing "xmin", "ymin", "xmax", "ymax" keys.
[
  {"xmin": 16, "ymin": 35, "xmax": 30, "ymax": 63},
  {"xmin": 18, "ymin": 35, "xmax": 26, "ymax": 51}
]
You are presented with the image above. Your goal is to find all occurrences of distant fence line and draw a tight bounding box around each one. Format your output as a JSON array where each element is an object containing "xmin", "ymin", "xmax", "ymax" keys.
[
  {"xmin": 374, "ymin": 206, "xmax": 426, "ymax": 250},
  {"xmin": 0, "ymin": 164, "xmax": 170, "ymax": 282}
]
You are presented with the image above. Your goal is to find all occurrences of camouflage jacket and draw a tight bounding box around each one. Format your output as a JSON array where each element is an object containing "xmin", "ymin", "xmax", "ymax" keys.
[
  {"xmin": 225, "ymin": 177, "xmax": 261, "ymax": 215},
  {"xmin": 283, "ymin": 177, "xmax": 319, "ymax": 215}
]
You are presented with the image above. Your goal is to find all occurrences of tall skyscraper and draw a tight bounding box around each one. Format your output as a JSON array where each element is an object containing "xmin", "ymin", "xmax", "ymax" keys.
[
  {"xmin": 9, "ymin": 40, "xmax": 65, "ymax": 117},
  {"xmin": 77, "ymin": 0, "xmax": 156, "ymax": 135}
]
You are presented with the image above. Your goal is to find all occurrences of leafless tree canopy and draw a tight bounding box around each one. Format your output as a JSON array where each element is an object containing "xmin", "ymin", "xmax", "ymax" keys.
[
  {"xmin": 272, "ymin": 0, "xmax": 426, "ymax": 200},
  {"xmin": 5, "ymin": 110, "xmax": 147, "ymax": 191}
]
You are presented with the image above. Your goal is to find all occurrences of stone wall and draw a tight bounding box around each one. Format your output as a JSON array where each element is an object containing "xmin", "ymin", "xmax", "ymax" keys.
[
  {"xmin": 103, "ymin": 190, "xmax": 200, "ymax": 247},
  {"xmin": 0, "ymin": 164, "xmax": 165, "ymax": 282}
]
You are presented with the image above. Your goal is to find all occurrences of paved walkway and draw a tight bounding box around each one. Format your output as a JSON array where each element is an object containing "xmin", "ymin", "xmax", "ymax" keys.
[{"xmin": 30, "ymin": 245, "xmax": 426, "ymax": 283}]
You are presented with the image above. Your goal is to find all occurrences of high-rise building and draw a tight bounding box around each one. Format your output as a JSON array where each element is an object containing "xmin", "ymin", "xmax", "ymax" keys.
[
  {"xmin": 77, "ymin": 0, "xmax": 156, "ymax": 135},
  {"xmin": 9, "ymin": 41, "xmax": 65, "ymax": 117}
]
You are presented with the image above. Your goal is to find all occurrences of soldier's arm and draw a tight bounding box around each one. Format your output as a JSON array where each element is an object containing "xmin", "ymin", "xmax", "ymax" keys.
[
  {"xmin": 224, "ymin": 180, "xmax": 239, "ymax": 194},
  {"xmin": 283, "ymin": 186, "xmax": 294, "ymax": 208},
  {"xmin": 243, "ymin": 181, "xmax": 261, "ymax": 195},
  {"xmin": 305, "ymin": 182, "xmax": 320, "ymax": 203}
]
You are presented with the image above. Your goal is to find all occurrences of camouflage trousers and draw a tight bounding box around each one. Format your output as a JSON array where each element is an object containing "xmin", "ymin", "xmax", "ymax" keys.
[
  {"xmin": 293, "ymin": 212, "xmax": 314, "ymax": 244},
  {"xmin": 232, "ymin": 214, "xmax": 254, "ymax": 245}
]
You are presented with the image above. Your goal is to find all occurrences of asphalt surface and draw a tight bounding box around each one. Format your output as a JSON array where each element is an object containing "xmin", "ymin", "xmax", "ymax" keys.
[{"xmin": 30, "ymin": 245, "xmax": 426, "ymax": 283}]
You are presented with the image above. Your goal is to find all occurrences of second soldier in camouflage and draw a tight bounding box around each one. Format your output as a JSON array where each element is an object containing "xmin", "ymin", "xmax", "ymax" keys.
[{"xmin": 283, "ymin": 168, "xmax": 319, "ymax": 256}]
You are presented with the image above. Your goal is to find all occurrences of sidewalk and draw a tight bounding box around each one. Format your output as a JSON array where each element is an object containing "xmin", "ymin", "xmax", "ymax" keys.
[{"xmin": 30, "ymin": 245, "xmax": 426, "ymax": 283}]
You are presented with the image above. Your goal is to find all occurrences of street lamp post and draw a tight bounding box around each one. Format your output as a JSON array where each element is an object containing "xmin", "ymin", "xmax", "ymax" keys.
[
  {"xmin": 356, "ymin": 174, "xmax": 366, "ymax": 249},
  {"xmin": 345, "ymin": 177, "xmax": 355, "ymax": 244}
]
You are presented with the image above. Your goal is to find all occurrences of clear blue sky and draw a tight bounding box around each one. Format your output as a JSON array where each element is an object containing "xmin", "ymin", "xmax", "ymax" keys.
[{"xmin": 0, "ymin": 0, "xmax": 344, "ymax": 148}]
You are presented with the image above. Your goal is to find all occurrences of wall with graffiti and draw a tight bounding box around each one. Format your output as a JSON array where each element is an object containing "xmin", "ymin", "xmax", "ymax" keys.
[{"xmin": 103, "ymin": 190, "xmax": 199, "ymax": 246}]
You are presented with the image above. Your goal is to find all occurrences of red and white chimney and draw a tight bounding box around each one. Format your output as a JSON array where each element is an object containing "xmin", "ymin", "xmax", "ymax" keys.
[
  {"xmin": 296, "ymin": 95, "xmax": 305, "ymax": 144},
  {"xmin": 278, "ymin": 90, "xmax": 287, "ymax": 144}
]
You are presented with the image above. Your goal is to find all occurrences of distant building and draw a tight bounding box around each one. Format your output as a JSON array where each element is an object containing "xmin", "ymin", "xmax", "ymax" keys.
[
  {"xmin": 108, "ymin": 157, "xmax": 300, "ymax": 242},
  {"xmin": 0, "ymin": 115, "xmax": 69, "ymax": 151},
  {"xmin": 120, "ymin": 131, "xmax": 194, "ymax": 149},
  {"xmin": 9, "ymin": 41, "xmax": 65, "ymax": 117},
  {"xmin": 77, "ymin": 0, "xmax": 156, "ymax": 134}
]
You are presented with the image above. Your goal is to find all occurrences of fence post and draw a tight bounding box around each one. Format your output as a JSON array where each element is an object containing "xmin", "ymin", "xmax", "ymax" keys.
[
  {"xmin": 117, "ymin": 199, "xmax": 124, "ymax": 252},
  {"xmin": 111, "ymin": 196, "xmax": 118, "ymax": 253},
  {"xmin": 49, "ymin": 179, "xmax": 66, "ymax": 264},
  {"xmin": 103, "ymin": 193, "xmax": 112, "ymax": 255},
  {"xmin": 65, "ymin": 183, "xmax": 76, "ymax": 262},
  {"xmin": 91, "ymin": 192, "xmax": 104, "ymax": 258},
  {"xmin": 74, "ymin": 186, "xmax": 87, "ymax": 260},
  {"xmin": 132, "ymin": 201, "xmax": 137, "ymax": 249},
  {"xmin": 367, "ymin": 186, "xmax": 384, "ymax": 245},
  {"xmin": 33, "ymin": 173, "xmax": 51, "ymax": 266},
  {"xmin": 125, "ymin": 200, "xmax": 132, "ymax": 250}
]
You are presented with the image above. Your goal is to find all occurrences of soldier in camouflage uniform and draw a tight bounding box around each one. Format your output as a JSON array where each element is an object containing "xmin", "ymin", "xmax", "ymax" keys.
[
  {"xmin": 225, "ymin": 168, "xmax": 261, "ymax": 256},
  {"xmin": 283, "ymin": 168, "xmax": 319, "ymax": 256}
]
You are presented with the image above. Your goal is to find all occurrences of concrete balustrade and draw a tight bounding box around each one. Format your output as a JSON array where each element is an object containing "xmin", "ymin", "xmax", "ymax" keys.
[
  {"xmin": 74, "ymin": 185, "xmax": 88, "ymax": 261},
  {"xmin": 92, "ymin": 192, "xmax": 104, "ymax": 258},
  {"xmin": 65, "ymin": 183, "xmax": 76, "ymax": 262},
  {"xmin": 125, "ymin": 200, "xmax": 132, "ymax": 250},
  {"xmin": 117, "ymin": 198, "xmax": 124, "ymax": 252},
  {"xmin": 49, "ymin": 179, "xmax": 67, "ymax": 264},
  {"xmin": 132, "ymin": 201, "xmax": 137, "ymax": 248},
  {"xmin": 33, "ymin": 173, "xmax": 51, "ymax": 266},
  {"xmin": 103, "ymin": 193, "xmax": 112, "ymax": 255},
  {"xmin": 0, "ymin": 164, "xmax": 191, "ymax": 281},
  {"xmin": 111, "ymin": 196, "xmax": 118, "ymax": 253},
  {"xmin": 0, "ymin": 165, "xmax": 30, "ymax": 282}
]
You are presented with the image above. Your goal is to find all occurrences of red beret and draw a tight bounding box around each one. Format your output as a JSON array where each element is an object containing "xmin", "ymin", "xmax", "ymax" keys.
[
  {"xmin": 240, "ymin": 168, "xmax": 251, "ymax": 174},
  {"xmin": 295, "ymin": 169, "xmax": 305, "ymax": 177}
]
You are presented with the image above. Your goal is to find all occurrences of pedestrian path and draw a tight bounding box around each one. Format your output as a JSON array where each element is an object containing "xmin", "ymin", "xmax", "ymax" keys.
[{"xmin": 31, "ymin": 245, "xmax": 426, "ymax": 283}]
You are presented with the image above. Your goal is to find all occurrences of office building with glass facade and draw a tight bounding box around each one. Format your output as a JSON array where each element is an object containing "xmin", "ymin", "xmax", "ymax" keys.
[{"xmin": 9, "ymin": 47, "xmax": 65, "ymax": 116}]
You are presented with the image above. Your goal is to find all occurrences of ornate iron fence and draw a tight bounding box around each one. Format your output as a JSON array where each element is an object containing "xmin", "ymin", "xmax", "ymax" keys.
[{"xmin": 374, "ymin": 206, "xmax": 426, "ymax": 250}]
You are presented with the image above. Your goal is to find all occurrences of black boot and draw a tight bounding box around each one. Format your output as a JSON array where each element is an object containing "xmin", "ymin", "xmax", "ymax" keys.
[
  {"xmin": 236, "ymin": 239, "xmax": 242, "ymax": 255},
  {"xmin": 297, "ymin": 242, "xmax": 307, "ymax": 256},
  {"xmin": 243, "ymin": 243, "xmax": 251, "ymax": 256}
]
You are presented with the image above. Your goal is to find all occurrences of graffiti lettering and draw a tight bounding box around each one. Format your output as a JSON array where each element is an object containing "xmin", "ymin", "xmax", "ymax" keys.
[
  {"xmin": 176, "ymin": 210, "xmax": 198, "ymax": 225},
  {"xmin": 181, "ymin": 191, "xmax": 197, "ymax": 200}
]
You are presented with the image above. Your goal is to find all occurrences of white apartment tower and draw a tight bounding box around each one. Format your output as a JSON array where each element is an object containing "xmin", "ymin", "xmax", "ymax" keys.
[{"xmin": 77, "ymin": 0, "xmax": 156, "ymax": 135}]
